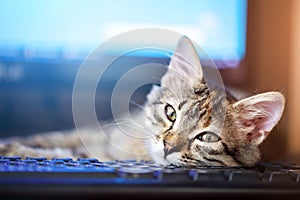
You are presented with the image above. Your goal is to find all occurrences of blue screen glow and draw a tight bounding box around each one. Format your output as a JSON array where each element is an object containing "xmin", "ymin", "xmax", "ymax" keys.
[{"xmin": 0, "ymin": 0, "xmax": 247, "ymax": 63}]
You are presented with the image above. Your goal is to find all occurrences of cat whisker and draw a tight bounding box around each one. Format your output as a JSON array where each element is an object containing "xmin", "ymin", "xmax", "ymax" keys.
[
  {"xmin": 150, "ymin": 77, "xmax": 162, "ymax": 83},
  {"xmin": 129, "ymin": 100, "xmax": 145, "ymax": 111}
]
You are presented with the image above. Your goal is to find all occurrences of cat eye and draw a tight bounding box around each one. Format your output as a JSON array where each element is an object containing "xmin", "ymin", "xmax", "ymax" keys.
[
  {"xmin": 196, "ymin": 131, "xmax": 220, "ymax": 143},
  {"xmin": 165, "ymin": 104, "xmax": 176, "ymax": 122}
]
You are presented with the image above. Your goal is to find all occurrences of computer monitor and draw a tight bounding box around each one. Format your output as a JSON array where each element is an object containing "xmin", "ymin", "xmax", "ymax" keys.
[{"xmin": 0, "ymin": 0, "xmax": 247, "ymax": 67}]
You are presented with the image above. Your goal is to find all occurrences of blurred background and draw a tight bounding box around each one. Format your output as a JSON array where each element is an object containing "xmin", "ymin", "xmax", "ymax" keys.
[{"xmin": 0, "ymin": 0, "xmax": 299, "ymax": 162}]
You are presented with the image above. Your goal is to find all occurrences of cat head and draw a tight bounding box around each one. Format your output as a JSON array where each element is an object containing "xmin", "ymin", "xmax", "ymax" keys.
[{"xmin": 144, "ymin": 36, "xmax": 285, "ymax": 167}]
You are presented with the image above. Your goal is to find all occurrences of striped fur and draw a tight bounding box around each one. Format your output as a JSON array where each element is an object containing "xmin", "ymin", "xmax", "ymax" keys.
[{"xmin": 144, "ymin": 37, "xmax": 285, "ymax": 167}]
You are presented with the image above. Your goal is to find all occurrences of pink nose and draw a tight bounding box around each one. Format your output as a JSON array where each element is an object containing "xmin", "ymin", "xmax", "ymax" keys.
[{"xmin": 163, "ymin": 139, "xmax": 178, "ymax": 158}]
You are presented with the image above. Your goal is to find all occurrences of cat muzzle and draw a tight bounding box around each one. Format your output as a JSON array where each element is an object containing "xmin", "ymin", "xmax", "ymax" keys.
[{"xmin": 163, "ymin": 140, "xmax": 180, "ymax": 158}]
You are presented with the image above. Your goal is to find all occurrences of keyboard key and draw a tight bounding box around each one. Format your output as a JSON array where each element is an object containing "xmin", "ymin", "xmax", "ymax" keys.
[
  {"xmin": 77, "ymin": 158, "xmax": 100, "ymax": 163},
  {"xmin": 25, "ymin": 157, "xmax": 47, "ymax": 162},
  {"xmin": 2, "ymin": 156, "xmax": 21, "ymax": 161},
  {"xmin": 188, "ymin": 169, "xmax": 198, "ymax": 181},
  {"xmin": 52, "ymin": 158, "xmax": 73, "ymax": 162}
]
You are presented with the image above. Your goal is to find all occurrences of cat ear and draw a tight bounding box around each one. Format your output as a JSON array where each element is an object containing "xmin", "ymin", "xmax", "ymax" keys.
[
  {"xmin": 232, "ymin": 92, "xmax": 285, "ymax": 145},
  {"xmin": 162, "ymin": 36, "xmax": 203, "ymax": 86}
]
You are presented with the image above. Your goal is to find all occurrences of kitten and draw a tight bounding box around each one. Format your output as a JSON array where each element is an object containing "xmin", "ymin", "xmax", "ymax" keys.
[{"xmin": 0, "ymin": 36, "xmax": 285, "ymax": 167}]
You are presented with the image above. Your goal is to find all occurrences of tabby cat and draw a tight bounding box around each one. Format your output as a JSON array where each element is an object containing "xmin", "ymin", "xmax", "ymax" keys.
[{"xmin": 0, "ymin": 36, "xmax": 285, "ymax": 167}]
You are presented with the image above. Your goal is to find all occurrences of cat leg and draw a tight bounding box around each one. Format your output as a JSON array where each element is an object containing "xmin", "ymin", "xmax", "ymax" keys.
[
  {"xmin": 0, "ymin": 142, "xmax": 81, "ymax": 159},
  {"xmin": 0, "ymin": 129, "xmax": 94, "ymax": 158}
]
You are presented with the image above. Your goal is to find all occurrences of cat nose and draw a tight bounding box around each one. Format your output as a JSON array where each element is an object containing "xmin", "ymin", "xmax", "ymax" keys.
[{"xmin": 163, "ymin": 139, "xmax": 178, "ymax": 158}]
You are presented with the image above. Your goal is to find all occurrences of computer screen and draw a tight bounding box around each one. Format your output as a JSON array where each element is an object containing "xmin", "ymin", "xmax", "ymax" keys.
[{"xmin": 0, "ymin": 0, "xmax": 247, "ymax": 66}]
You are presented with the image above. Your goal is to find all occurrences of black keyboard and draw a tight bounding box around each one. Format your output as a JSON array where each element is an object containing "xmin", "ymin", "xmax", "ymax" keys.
[{"xmin": 0, "ymin": 156, "xmax": 300, "ymax": 200}]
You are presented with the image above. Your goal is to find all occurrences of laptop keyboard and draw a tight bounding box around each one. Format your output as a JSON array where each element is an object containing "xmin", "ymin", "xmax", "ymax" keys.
[
  {"xmin": 1, "ymin": 156, "xmax": 300, "ymax": 199},
  {"xmin": 1, "ymin": 156, "xmax": 300, "ymax": 183}
]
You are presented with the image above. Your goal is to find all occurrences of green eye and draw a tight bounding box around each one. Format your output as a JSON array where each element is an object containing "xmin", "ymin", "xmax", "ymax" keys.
[
  {"xmin": 196, "ymin": 131, "xmax": 220, "ymax": 142},
  {"xmin": 165, "ymin": 104, "xmax": 176, "ymax": 122}
]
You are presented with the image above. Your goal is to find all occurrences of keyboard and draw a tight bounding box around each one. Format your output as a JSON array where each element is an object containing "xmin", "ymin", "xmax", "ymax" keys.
[{"xmin": 0, "ymin": 156, "xmax": 299, "ymax": 200}]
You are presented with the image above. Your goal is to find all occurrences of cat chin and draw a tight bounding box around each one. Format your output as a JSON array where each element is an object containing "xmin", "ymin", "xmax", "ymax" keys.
[
  {"xmin": 151, "ymin": 152, "xmax": 183, "ymax": 167},
  {"xmin": 151, "ymin": 152, "xmax": 169, "ymax": 166},
  {"xmin": 165, "ymin": 152, "xmax": 182, "ymax": 167}
]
